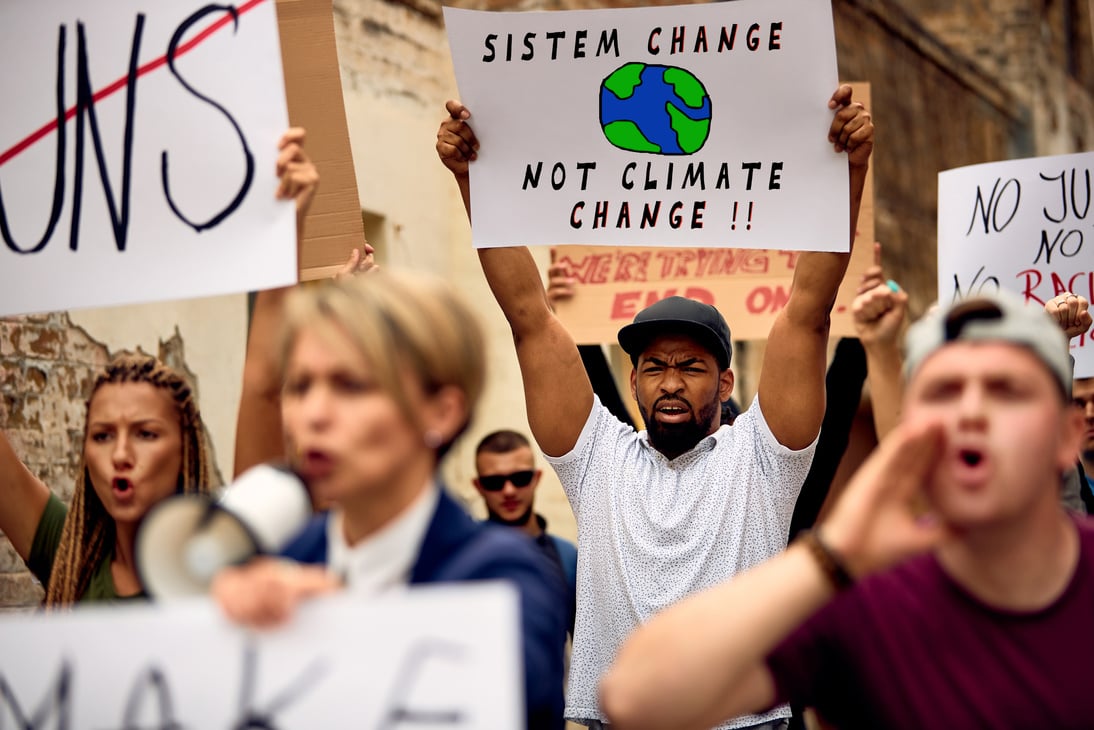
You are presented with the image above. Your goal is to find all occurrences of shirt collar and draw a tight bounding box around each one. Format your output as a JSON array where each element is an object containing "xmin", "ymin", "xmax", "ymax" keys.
[
  {"xmin": 636, "ymin": 425, "xmax": 725, "ymax": 460},
  {"xmin": 326, "ymin": 482, "xmax": 439, "ymax": 596}
]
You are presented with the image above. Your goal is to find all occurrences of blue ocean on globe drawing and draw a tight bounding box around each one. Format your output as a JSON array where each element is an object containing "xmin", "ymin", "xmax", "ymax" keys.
[{"xmin": 599, "ymin": 62, "xmax": 712, "ymax": 155}]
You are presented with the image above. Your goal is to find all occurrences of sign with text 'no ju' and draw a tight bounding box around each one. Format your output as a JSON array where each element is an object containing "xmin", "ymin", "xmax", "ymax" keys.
[
  {"xmin": 0, "ymin": 0, "xmax": 295, "ymax": 316},
  {"xmin": 938, "ymin": 152, "xmax": 1094, "ymax": 378},
  {"xmin": 445, "ymin": 0, "xmax": 849, "ymax": 252}
]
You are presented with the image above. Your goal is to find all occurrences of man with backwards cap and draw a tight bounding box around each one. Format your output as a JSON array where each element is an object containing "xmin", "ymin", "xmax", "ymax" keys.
[
  {"xmin": 437, "ymin": 85, "xmax": 873, "ymax": 730},
  {"xmin": 600, "ymin": 291, "xmax": 1094, "ymax": 730}
]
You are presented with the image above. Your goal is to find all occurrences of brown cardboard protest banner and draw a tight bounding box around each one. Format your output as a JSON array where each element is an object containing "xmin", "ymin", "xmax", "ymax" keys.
[
  {"xmin": 276, "ymin": 0, "xmax": 365, "ymax": 280},
  {"xmin": 555, "ymin": 83, "xmax": 874, "ymax": 343}
]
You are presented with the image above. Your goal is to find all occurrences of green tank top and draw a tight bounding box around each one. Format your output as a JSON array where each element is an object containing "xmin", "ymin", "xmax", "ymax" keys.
[{"xmin": 27, "ymin": 493, "xmax": 145, "ymax": 602}]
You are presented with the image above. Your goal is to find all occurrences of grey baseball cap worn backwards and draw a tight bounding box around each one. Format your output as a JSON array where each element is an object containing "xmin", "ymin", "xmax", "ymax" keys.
[
  {"xmin": 617, "ymin": 296, "xmax": 733, "ymax": 369},
  {"xmin": 903, "ymin": 290, "xmax": 1072, "ymax": 397}
]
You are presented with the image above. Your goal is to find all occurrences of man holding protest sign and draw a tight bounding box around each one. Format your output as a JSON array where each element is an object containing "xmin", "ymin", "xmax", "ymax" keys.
[{"xmin": 436, "ymin": 84, "xmax": 872, "ymax": 728}]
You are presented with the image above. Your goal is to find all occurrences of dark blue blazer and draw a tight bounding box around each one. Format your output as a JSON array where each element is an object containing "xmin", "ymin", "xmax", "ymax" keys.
[{"xmin": 281, "ymin": 488, "xmax": 567, "ymax": 730}]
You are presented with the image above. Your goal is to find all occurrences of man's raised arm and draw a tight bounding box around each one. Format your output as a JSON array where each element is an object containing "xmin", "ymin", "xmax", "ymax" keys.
[
  {"xmin": 759, "ymin": 85, "xmax": 874, "ymax": 449},
  {"xmin": 436, "ymin": 101, "xmax": 593, "ymax": 457}
]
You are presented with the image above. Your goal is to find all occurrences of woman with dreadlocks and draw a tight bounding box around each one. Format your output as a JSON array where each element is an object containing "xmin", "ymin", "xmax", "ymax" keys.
[
  {"xmin": 0, "ymin": 127, "xmax": 319, "ymax": 606},
  {"xmin": 0, "ymin": 355, "xmax": 213, "ymax": 605}
]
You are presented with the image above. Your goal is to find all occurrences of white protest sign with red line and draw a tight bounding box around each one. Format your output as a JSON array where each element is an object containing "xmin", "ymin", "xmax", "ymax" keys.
[{"xmin": 0, "ymin": 0, "xmax": 294, "ymax": 316}]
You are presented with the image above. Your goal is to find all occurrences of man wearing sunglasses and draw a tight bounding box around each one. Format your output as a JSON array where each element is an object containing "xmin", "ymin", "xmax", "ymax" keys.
[{"xmin": 474, "ymin": 430, "xmax": 578, "ymax": 632}]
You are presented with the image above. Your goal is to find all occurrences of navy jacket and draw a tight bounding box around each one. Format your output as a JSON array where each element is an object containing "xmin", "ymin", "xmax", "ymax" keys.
[{"xmin": 282, "ymin": 488, "xmax": 567, "ymax": 730}]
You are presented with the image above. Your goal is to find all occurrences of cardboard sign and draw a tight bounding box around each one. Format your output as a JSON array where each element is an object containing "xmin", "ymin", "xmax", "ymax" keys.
[
  {"xmin": 555, "ymin": 83, "xmax": 875, "ymax": 343},
  {"xmin": 275, "ymin": 0, "xmax": 366, "ymax": 281},
  {"xmin": 444, "ymin": 0, "xmax": 848, "ymax": 251},
  {"xmin": 0, "ymin": 584, "xmax": 522, "ymax": 729},
  {"xmin": 0, "ymin": 0, "xmax": 294, "ymax": 316},
  {"xmin": 938, "ymin": 152, "xmax": 1094, "ymax": 377}
]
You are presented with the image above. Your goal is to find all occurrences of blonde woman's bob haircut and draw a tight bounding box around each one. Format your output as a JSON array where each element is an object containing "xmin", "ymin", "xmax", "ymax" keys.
[{"xmin": 279, "ymin": 269, "xmax": 487, "ymax": 456}]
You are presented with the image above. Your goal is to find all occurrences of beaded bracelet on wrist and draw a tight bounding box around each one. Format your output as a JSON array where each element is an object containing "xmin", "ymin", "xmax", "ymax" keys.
[{"xmin": 797, "ymin": 529, "xmax": 855, "ymax": 592}]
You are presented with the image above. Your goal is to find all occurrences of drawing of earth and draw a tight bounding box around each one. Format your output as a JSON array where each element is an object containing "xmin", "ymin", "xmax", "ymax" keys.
[{"xmin": 599, "ymin": 62, "xmax": 712, "ymax": 155}]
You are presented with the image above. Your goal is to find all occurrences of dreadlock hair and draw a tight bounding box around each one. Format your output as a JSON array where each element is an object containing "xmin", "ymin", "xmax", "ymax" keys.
[{"xmin": 44, "ymin": 353, "xmax": 212, "ymax": 607}]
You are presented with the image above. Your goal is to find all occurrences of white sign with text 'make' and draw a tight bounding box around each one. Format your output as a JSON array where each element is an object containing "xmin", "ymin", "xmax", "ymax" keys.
[
  {"xmin": 0, "ymin": 583, "xmax": 522, "ymax": 729},
  {"xmin": 0, "ymin": 0, "xmax": 295, "ymax": 317},
  {"xmin": 938, "ymin": 152, "xmax": 1094, "ymax": 378}
]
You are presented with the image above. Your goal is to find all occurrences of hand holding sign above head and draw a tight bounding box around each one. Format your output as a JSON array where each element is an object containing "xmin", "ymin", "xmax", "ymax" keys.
[
  {"xmin": 827, "ymin": 84, "xmax": 874, "ymax": 166},
  {"xmin": 436, "ymin": 100, "xmax": 478, "ymax": 219},
  {"xmin": 276, "ymin": 127, "xmax": 320, "ymax": 241}
]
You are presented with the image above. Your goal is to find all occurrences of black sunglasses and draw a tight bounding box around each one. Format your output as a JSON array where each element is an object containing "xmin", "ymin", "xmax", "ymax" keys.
[{"xmin": 478, "ymin": 470, "xmax": 536, "ymax": 492}]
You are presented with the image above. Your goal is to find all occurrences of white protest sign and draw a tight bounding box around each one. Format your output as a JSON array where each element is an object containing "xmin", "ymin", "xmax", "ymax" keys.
[
  {"xmin": 0, "ymin": 583, "xmax": 522, "ymax": 729},
  {"xmin": 444, "ymin": 0, "xmax": 847, "ymax": 251},
  {"xmin": 938, "ymin": 152, "xmax": 1094, "ymax": 377},
  {"xmin": 0, "ymin": 0, "xmax": 295, "ymax": 317}
]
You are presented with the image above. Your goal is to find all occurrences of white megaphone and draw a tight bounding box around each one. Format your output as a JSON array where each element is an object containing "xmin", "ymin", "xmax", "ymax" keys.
[{"xmin": 136, "ymin": 463, "xmax": 312, "ymax": 599}]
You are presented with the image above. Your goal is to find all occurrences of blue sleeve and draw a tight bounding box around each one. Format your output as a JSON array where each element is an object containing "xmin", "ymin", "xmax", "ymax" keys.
[
  {"xmin": 440, "ymin": 531, "xmax": 568, "ymax": 730},
  {"xmin": 551, "ymin": 536, "xmax": 578, "ymax": 596},
  {"xmin": 509, "ymin": 552, "xmax": 568, "ymax": 730}
]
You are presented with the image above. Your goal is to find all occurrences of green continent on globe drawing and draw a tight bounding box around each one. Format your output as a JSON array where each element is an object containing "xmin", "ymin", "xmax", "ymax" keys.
[{"xmin": 600, "ymin": 62, "xmax": 712, "ymax": 155}]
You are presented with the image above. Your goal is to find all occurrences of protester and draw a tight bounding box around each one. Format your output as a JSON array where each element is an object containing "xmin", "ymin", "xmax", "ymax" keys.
[
  {"xmin": 0, "ymin": 129, "xmax": 317, "ymax": 607},
  {"xmin": 850, "ymin": 243, "xmax": 908, "ymax": 442},
  {"xmin": 1043, "ymin": 291, "xmax": 1094, "ymax": 513},
  {"xmin": 437, "ymin": 84, "xmax": 873, "ymax": 729},
  {"xmin": 600, "ymin": 290, "xmax": 1094, "ymax": 730},
  {"xmin": 212, "ymin": 270, "xmax": 568, "ymax": 730},
  {"xmin": 0, "ymin": 355, "xmax": 212, "ymax": 606},
  {"xmin": 474, "ymin": 429, "xmax": 578, "ymax": 631}
]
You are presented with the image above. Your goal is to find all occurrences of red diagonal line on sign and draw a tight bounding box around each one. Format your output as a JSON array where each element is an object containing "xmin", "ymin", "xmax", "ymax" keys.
[{"xmin": 0, "ymin": 0, "xmax": 268, "ymax": 169}]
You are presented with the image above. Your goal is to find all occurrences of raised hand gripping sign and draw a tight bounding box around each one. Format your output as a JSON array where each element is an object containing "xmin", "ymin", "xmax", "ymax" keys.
[
  {"xmin": 0, "ymin": 0, "xmax": 294, "ymax": 317},
  {"xmin": 444, "ymin": 0, "xmax": 848, "ymax": 252},
  {"xmin": 938, "ymin": 152, "xmax": 1094, "ymax": 377},
  {"xmin": 0, "ymin": 584, "xmax": 522, "ymax": 729}
]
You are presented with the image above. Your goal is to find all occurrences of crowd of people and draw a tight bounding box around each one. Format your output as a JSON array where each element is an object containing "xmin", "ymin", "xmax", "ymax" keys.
[{"xmin": 2, "ymin": 77, "xmax": 1093, "ymax": 730}]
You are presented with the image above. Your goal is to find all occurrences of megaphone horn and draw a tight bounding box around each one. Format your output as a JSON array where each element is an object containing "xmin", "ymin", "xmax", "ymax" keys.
[{"xmin": 136, "ymin": 464, "xmax": 312, "ymax": 599}]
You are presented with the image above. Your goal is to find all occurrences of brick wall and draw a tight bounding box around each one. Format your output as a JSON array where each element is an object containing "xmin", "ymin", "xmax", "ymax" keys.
[{"xmin": 0, "ymin": 314, "xmax": 223, "ymax": 612}]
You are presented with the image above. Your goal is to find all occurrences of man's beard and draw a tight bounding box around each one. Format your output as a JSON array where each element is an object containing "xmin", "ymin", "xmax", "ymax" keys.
[
  {"xmin": 487, "ymin": 504, "xmax": 534, "ymax": 528},
  {"xmin": 641, "ymin": 394, "xmax": 721, "ymax": 459}
]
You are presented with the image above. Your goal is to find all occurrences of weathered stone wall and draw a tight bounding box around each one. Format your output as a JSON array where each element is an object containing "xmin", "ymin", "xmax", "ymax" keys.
[
  {"xmin": 0, "ymin": 314, "xmax": 223, "ymax": 611},
  {"xmin": 834, "ymin": 0, "xmax": 1032, "ymax": 317},
  {"xmin": 853, "ymin": 0, "xmax": 1094, "ymax": 315}
]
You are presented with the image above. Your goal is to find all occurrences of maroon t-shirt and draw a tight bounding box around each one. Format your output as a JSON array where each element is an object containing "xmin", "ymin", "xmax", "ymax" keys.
[{"xmin": 767, "ymin": 516, "xmax": 1094, "ymax": 729}]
